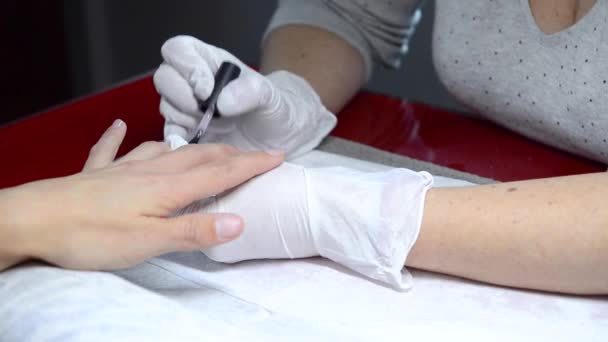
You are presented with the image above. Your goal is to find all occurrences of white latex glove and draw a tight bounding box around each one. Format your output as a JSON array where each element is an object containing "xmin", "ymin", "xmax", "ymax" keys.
[
  {"xmin": 153, "ymin": 35, "xmax": 337, "ymax": 159},
  {"xmin": 179, "ymin": 163, "xmax": 433, "ymax": 290}
]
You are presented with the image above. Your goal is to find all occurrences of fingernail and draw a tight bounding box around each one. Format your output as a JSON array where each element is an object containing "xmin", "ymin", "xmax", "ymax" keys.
[
  {"xmin": 112, "ymin": 119, "xmax": 125, "ymax": 128},
  {"xmin": 265, "ymin": 149, "xmax": 285, "ymax": 156},
  {"xmin": 215, "ymin": 215, "xmax": 243, "ymax": 241}
]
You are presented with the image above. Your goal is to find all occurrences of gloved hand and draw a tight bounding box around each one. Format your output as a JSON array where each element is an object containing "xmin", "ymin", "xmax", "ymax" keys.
[
  {"xmin": 178, "ymin": 163, "xmax": 433, "ymax": 290},
  {"xmin": 153, "ymin": 35, "xmax": 337, "ymax": 159}
]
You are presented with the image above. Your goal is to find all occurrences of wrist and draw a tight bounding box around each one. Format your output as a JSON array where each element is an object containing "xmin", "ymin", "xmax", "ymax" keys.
[{"xmin": 0, "ymin": 186, "xmax": 37, "ymax": 270}]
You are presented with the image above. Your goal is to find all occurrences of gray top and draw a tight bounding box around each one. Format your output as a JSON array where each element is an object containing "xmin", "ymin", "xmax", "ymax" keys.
[{"xmin": 267, "ymin": 0, "xmax": 608, "ymax": 164}]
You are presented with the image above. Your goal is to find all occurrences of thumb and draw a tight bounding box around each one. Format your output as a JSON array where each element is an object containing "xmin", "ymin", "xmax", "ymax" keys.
[
  {"xmin": 216, "ymin": 73, "xmax": 276, "ymax": 117},
  {"xmin": 155, "ymin": 213, "xmax": 244, "ymax": 253}
]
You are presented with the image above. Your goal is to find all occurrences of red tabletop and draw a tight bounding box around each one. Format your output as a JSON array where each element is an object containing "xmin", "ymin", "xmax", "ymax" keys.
[{"xmin": 0, "ymin": 75, "xmax": 603, "ymax": 189}]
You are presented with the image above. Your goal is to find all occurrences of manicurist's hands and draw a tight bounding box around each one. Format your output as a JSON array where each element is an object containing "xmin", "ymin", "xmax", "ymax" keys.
[
  {"xmin": 153, "ymin": 35, "xmax": 336, "ymax": 158},
  {"xmin": 0, "ymin": 119, "xmax": 284, "ymax": 271}
]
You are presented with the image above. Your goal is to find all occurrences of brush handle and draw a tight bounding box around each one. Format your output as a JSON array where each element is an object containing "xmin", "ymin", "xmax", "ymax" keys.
[{"xmin": 198, "ymin": 61, "xmax": 241, "ymax": 117}]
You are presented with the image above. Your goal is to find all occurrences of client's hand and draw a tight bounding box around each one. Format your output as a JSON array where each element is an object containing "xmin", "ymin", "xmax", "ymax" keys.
[
  {"xmin": 0, "ymin": 119, "xmax": 284, "ymax": 271},
  {"xmin": 181, "ymin": 162, "xmax": 433, "ymax": 289}
]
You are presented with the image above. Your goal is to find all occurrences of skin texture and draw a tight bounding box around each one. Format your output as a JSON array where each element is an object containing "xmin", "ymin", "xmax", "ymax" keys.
[
  {"xmin": 529, "ymin": 0, "xmax": 597, "ymax": 34},
  {"xmin": 0, "ymin": 119, "xmax": 284, "ymax": 271},
  {"xmin": 261, "ymin": 1, "xmax": 607, "ymax": 295},
  {"xmin": 411, "ymin": 175, "xmax": 608, "ymax": 295},
  {"xmin": 261, "ymin": 24, "xmax": 366, "ymax": 114}
]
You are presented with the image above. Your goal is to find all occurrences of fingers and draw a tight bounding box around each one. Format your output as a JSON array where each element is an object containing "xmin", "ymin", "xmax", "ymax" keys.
[
  {"xmin": 164, "ymin": 124, "xmax": 189, "ymax": 140},
  {"xmin": 164, "ymin": 35, "xmax": 244, "ymax": 75},
  {"xmin": 171, "ymin": 150, "xmax": 285, "ymax": 206},
  {"xmin": 159, "ymin": 98, "xmax": 198, "ymax": 140},
  {"xmin": 160, "ymin": 36, "xmax": 251, "ymax": 102},
  {"xmin": 142, "ymin": 143, "xmax": 241, "ymax": 172},
  {"xmin": 83, "ymin": 119, "xmax": 127, "ymax": 171},
  {"xmin": 160, "ymin": 36, "xmax": 216, "ymax": 101},
  {"xmin": 159, "ymin": 99, "xmax": 199, "ymax": 127},
  {"xmin": 154, "ymin": 65, "xmax": 201, "ymax": 114},
  {"xmin": 114, "ymin": 141, "xmax": 170, "ymax": 165},
  {"xmin": 157, "ymin": 35, "xmax": 268, "ymax": 121},
  {"xmin": 216, "ymin": 74, "xmax": 274, "ymax": 117},
  {"xmin": 147, "ymin": 213, "xmax": 244, "ymax": 254}
]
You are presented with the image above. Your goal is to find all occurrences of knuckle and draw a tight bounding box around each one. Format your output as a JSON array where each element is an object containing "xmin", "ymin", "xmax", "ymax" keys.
[
  {"xmin": 88, "ymin": 143, "xmax": 102, "ymax": 157},
  {"xmin": 118, "ymin": 160, "xmax": 141, "ymax": 171},
  {"xmin": 153, "ymin": 66, "xmax": 166, "ymax": 87},
  {"xmin": 260, "ymin": 78, "xmax": 277, "ymax": 106},
  {"xmin": 178, "ymin": 144, "xmax": 199, "ymax": 153},
  {"xmin": 161, "ymin": 37, "xmax": 178, "ymax": 56},
  {"xmin": 87, "ymin": 141, "xmax": 112, "ymax": 159},
  {"xmin": 141, "ymin": 141, "xmax": 169, "ymax": 153},
  {"xmin": 173, "ymin": 144, "xmax": 200, "ymax": 156},
  {"xmin": 159, "ymin": 100, "xmax": 173, "ymax": 119},
  {"xmin": 216, "ymin": 47, "xmax": 238, "ymax": 63},
  {"xmin": 162, "ymin": 35, "xmax": 196, "ymax": 58},
  {"xmin": 177, "ymin": 216, "xmax": 206, "ymax": 248},
  {"xmin": 210, "ymin": 143, "xmax": 238, "ymax": 156},
  {"xmin": 173, "ymin": 35, "xmax": 195, "ymax": 44},
  {"xmin": 158, "ymin": 142, "xmax": 172, "ymax": 153}
]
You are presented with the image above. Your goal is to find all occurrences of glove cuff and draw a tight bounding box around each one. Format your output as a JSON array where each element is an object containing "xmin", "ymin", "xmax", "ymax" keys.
[{"xmin": 304, "ymin": 167, "xmax": 433, "ymax": 290}]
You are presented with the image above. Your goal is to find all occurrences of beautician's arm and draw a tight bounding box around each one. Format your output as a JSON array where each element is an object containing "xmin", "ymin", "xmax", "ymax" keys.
[
  {"xmin": 409, "ymin": 174, "xmax": 608, "ymax": 295},
  {"xmin": 261, "ymin": 25, "xmax": 366, "ymax": 113},
  {"xmin": 0, "ymin": 120, "xmax": 284, "ymax": 272}
]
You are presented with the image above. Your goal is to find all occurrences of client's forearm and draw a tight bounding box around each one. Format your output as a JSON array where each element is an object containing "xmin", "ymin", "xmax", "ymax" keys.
[{"xmin": 408, "ymin": 173, "xmax": 608, "ymax": 295}]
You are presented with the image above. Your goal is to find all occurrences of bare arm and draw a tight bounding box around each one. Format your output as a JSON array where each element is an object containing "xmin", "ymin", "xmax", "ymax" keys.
[
  {"xmin": 409, "ymin": 172, "xmax": 608, "ymax": 295},
  {"xmin": 261, "ymin": 25, "xmax": 366, "ymax": 113}
]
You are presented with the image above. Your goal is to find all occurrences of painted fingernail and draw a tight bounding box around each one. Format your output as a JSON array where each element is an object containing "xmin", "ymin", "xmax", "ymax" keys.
[
  {"xmin": 215, "ymin": 215, "xmax": 243, "ymax": 241},
  {"xmin": 265, "ymin": 149, "xmax": 285, "ymax": 156},
  {"xmin": 112, "ymin": 119, "xmax": 125, "ymax": 128}
]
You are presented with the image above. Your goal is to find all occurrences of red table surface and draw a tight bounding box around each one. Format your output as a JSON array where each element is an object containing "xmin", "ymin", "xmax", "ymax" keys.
[{"xmin": 0, "ymin": 75, "xmax": 603, "ymax": 189}]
